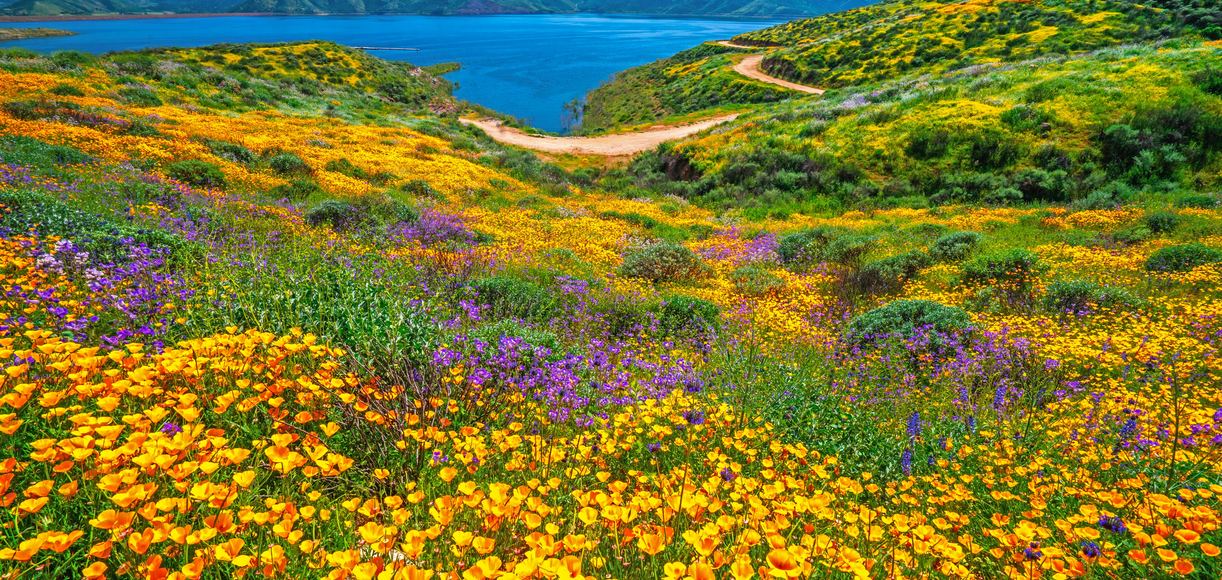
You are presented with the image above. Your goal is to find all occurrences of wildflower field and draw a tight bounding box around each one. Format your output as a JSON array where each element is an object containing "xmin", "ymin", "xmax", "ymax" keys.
[{"xmin": 0, "ymin": 3, "xmax": 1221, "ymax": 579}]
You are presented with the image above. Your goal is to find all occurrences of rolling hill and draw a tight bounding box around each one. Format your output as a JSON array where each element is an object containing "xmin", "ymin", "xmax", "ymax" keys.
[{"xmin": 0, "ymin": 0, "xmax": 872, "ymax": 17}]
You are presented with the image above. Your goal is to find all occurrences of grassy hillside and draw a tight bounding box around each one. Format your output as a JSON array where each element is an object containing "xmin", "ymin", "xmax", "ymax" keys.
[
  {"xmin": 0, "ymin": 12, "xmax": 1220, "ymax": 580},
  {"xmin": 580, "ymin": 0, "xmax": 1217, "ymax": 131},
  {"xmin": 611, "ymin": 42, "xmax": 1222, "ymax": 215},
  {"xmin": 738, "ymin": 0, "xmax": 1216, "ymax": 87}
]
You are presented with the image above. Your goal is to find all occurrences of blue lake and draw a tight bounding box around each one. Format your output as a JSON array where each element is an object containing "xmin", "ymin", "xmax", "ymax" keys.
[{"xmin": 1, "ymin": 14, "xmax": 784, "ymax": 132}]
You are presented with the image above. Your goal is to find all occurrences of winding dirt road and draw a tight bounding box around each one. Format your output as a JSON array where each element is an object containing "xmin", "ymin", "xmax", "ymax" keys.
[
  {"xmin": 460, "ymin": 115, "xmax": 739, "ymax": 156},
  {"xmin": 732, "ymin": 54, "xmax": 825, "ymax": 95},
  {"xmin": 460, "ymin": 42, "xmax": 822, "ymax": 156}
]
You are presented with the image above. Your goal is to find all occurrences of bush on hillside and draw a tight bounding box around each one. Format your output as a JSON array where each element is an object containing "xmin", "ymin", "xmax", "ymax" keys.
[
  {"xmin": 961, "ymin": 249, "xmax": 1048, "ymax": 288},
  {"xmin": 659, "ymin": 295, "xmax": 720, "ymax": 334},
  {"xmin": 1043, "ymin": 279, "xmax": 1137, "ymax": 313},
  {"xmin": 618, "ymin": 242, "xmax": 709, "ymax": 283},
  {"xmin": 165, "ymin": 160, "xmax": 226, "ymax": 189},
  {"xmin": 1145, "ymin": 211, "xmax": 1180, "ymax": 234},
  {"xmin": 777, "ymin": 227, "xmax": 840, "ymax": 268},
  {"xmin": 267, "ymin": 151, "xmax": 311, "ymax": 176},
  {"xmin": 848, "ymin": 251, "xmax": 932, "ymax": 295},
  {"xmin": 471, "ymin": 276, "xmax": 557, "ymax": 321},
  {"xmin": 305, "ymin": 200, "xmax": 363, "ymax": 231},
  {"xmin": 929, "ymin": 231, "xmax": 982, "ymax": 262},
  {"xmin": 1145, "ymin": 243, "xmax": 1222, "ymax": 272},
  {"xmin": 845, "ymin": 299, "xmax": 972, "ymax": 344}
]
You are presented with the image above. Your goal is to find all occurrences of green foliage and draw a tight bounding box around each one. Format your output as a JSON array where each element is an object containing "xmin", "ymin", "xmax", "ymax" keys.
[
  {"xmin": 192, "ymin": 255, "xmax": 436, "ymax": 378},
  {"xmin": 905, "ymin": 127, "xmax": 950, "ymax": 160},
  {"xmin": 729, "ymin": 264, "xmax": 785, "ymax": 296},
  {"xmin": 471, "ymin": 275, "xmax": 556, "ymax": 321},
  {"xmin": 1175, "ymin": 194, "xmax": 1218, "ymax": 209},
  {"xmin": 845, "ymin": 299, "xmax": 972, "ymax": 344},
  {"xmin": 777, "ymin": 227, "xmax": 839, "ymax": 268},
  {"xmin": 820, "ymin": 233, "xmax": 874, "ymax": 268},
  {"xmin": 271, "ymin": 179, "xmax": 324, "ymax": 202},
  {"xmin": 848, "ymin": 251, "xmax": 931, "ymax": 295},
  {"xmin": 658, "ymin": 294, "xmax": 720, "ymax": 334},
  {"xmin": 48, "ymin": 83, "xmax": 83, "ymax": 97},
  {"xmin": 116, "ymin": 85, "xmax": 162, "ymax": 107},
  {"xmin": 206, "ymin": 139, "xmax": 256, "ymax": 164},
  {"xmin": 0, "ymin": 135, "xmax": 92, "ymax": 174},
  {"xmin": 305, "ymin": 200, "xmax": 364, "ymax": 232},
  {"xmin": 1145, "ymin": 211, "xmax": 1181, "ymax": 234},
  {"xmin": 325, "ymin": 157, "xmax": 396, "ymax": 186},
  {"xmin": 267, "ymin": 151, "xmax": 311, "ymax": 176},
  {"xmin": 164, "ymin": 159, "xmax": 226, "ymax": 189},
  {"xmin": 1145, "ymin": 243, "xmax": 1222, "ymax": 272},
  {"xmin": 1043, "ymin": 279, "xmax": 1137, "ymax": 313},
  {"xmin": 618, "ymin": 241, "xmax": 709, "ymax": 283},
  {"xmin": 304, "ymin": 195, "xmax": 417, "ymax": 234},
  {"xmin": 467, "ymin": 319, "xmax": 560, "ymax": 353},
  {"xmin": 0, "ymin": 189, "xmax": 194, "ymax": 263},
  {"xmin": 929, "ymin": 231, "xmax": 982, "ymax": 262},
  {"xmin": 961, "ymin": 249, "xmax": 1049, "ymax": 300}
]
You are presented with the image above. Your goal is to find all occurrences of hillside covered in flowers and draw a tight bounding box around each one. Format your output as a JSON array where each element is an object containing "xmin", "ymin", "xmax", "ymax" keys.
[{"xmin": 0, "ymin": 3, "xmax": 1220, "ymax": 579}]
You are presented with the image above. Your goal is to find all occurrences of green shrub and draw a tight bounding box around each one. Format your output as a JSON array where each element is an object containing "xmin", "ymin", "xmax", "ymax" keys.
[
  {"xmin": 849, "ymin": 251, "xmax": 932, "ymax": 295},
  {"xmin": 618, "ymin": 242, "xmax": 709, "ymax": 283},
  {"xmin": 1145, "ymin": 211, "xmax": 1180, "ymax": 234},
  {"xmin": 1175, "ymin": 194, "xmax": 1218, "ymax": 209},
  {"xmin": 777, "ymin": 227, "xmax": 839, "ymax": 268},
  {"xmin": 471, "ymin": 275, "xmax": 556, "ymax": 321},
  {"xmin": 821, "ymin": 234, "xmax": 875, "ymax": 268},
  {"xmin": 271, "ymin": 179, "xmax": 324, "ymax": 202},
  {"xmin": 659, "ymin": 295, "xmax": 720, "ymax": 334},
  {"xmin": 324, "ymin": 157, "xmax": 396, "ymax": 185},
  {"xmin": 397, "ymin": 179, "xmax": 442, "ymax": 199},
  {"xmin": 1145, "ymin": 243, "xmax": 1222, "ymax": 272},
  {"xmin": 305, "ymin": 200, "xmax": 362, "ymax": 231},
  {"xmin": 730, "ymin": 264, "xmax": 785, "ymax": 296},
  {"xmin": 0, "ymin": 135, "xmax": 91, "ymax": 173},
  {"xmin": 961, "ymin": 249, "xmax": 1048, "ymax": 306},
  {"xmin": 164, "ymin": 159, "xmax": 226, "ymax": 189},
  {"xmin": 116, "ymin": 86, "xmax": 162, "ymax": 107},
  {"xmin": 48, "ymin": 83, "xmax": 84, "ymax": 97},
  {"xmin": 1112, "ymin": 225, "xmax": 1152, "ymax": 245},
  {"xmin": 962, "ymin": 249, "xmax": 1047, "ymax": 285},
  {"xmin": 1043, "ymin": 279, "xmax": 1136, "ymax": 313},
  {"xmin": 845, "ymin": 300, "xmax": 972, "ymax": 344},
  {"xmin": 929, "ymin": 231, "xmax": 982, "ymax": 262},
  {"xmin": 905, "ymin": 127, "xmax": 950, "ymax": 159},
  {"xmin": 267, "ymin": 151, "xmax": 311, "ymax": 176},
  {"xmin": 206, "ymin": 139, "xmax": 255, "ymax": 164},
  {"xmin": 468, "ymin": 319, "xmax": 560, "ymax": 353}
]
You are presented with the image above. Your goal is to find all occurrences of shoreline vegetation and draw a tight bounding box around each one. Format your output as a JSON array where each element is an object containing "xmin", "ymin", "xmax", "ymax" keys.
[{"xmin": 0, "ymin": 25, "xmax": 72, "ymax": 37}]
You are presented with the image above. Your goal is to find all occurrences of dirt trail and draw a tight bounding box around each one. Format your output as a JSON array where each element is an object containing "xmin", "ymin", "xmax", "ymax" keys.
[
  {"xmin": 732, "ymin": 54, "xmax": 824, "ymax": 95},
  {"xmin": 460, "ymin": 115, "xmax": 739, "ymax": 156},
  {"xmin": 713, "ymin": 40, "xmax": 759, "ymax": 50}
]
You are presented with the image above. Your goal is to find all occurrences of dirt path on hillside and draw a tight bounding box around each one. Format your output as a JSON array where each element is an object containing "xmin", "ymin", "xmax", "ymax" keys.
[
  {"xmin": 732, "ymin": 54, "xmax": 825, "ymax": 95},
  {"xmin": 460, "ymin": 115, "xmax": 739, "ymax": 156},
  {"xmin": 714, "ymin": 40, "xmax": 759, "ymax": 50}
]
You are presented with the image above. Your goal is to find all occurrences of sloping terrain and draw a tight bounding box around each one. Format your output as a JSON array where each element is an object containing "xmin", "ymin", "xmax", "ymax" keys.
[{"xmin": 0, "ymin": 7, "xmax": 1219, "ymax": 580}]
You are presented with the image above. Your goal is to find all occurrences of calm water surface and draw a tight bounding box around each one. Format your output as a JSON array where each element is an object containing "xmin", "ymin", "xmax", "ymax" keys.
[{"xmin": 2, "ymin": 14, "xmax": 783, "ymax": 132}]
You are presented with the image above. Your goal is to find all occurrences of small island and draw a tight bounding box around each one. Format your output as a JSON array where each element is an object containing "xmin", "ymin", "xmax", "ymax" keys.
[{"xmin": 0, "ymin": 27, "xmax": 73, "ymax": 41}]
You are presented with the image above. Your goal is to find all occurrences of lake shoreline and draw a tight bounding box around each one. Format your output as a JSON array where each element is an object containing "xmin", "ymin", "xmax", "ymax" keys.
[
  {"xmin": 0, "ymin": 13, "xmax": 275, "ymax": 23},
  {"xmin": 0, "ymin": 11, "xmax": 788, "ymax": 23}
]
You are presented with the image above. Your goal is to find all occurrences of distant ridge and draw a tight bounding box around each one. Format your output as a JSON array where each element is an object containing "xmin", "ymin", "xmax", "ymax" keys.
[{"xmin": 0, "ymin": 0, "xmax": 873, "ymax": 18}]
